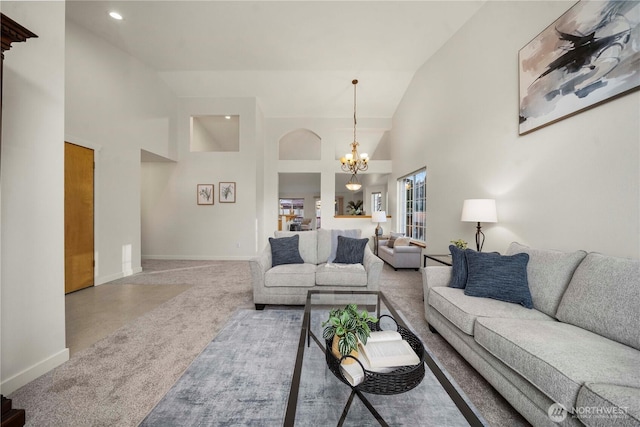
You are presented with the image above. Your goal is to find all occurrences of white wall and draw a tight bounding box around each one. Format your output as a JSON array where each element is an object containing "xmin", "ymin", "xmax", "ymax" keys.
[
  {"xmin": 65, "ymin": 21, "xmax": 178, "ymax": 283},
  {"xmin": 391, "ymin": 1, "xmax": 640, "ymax": 258},
  {"xmin": 1, "ymin": 1, "xmax": 68, "ymax": 394},
  {"xmin": 141, "ymin": 98, "xmax": 259, "ymax": 259}
]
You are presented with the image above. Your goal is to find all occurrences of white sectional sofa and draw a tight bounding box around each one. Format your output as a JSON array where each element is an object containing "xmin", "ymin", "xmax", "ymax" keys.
[
  {"xmin": 251, "ymin": 229, "xmax": 383, "ymax": 309},
  {"xmin": 422, "ymin": 242, "xmax": 640, "ymax": 427}
]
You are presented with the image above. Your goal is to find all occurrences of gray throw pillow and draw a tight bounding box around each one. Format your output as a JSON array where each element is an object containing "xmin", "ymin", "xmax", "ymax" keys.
[
  {"xmin": 269, "ymin": 235, "xmax": 304, "ymax": 267},
  {"xmin": 334, "ymin": 236, "xmax": 369, "ymax": 264},
  {"xmin": 387, "ymin": 232, "xmax": 404, "ymax": 249},
  {"xmin": 464, "ymin": 250, "xmax": 533, "ymax": 308},
  {"xmin": 448, "ymin": 245, "xmax": 469, "ymax": 289}
]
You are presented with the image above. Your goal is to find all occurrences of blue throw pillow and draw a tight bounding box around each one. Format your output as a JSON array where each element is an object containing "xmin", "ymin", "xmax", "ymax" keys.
[
  {"xmin": 449, "ymin": 245, "xmax": 469, "ymax": 289},
  {"xmin": 464, "ymin": 251, "xmax": 533, "ymax": 308},
  {"xmin": 329, "ymin": 229, "xmax": 361, "ymax": 262},
  {"xmin": 269, "ymin": 235, "xmax": 304, "ymax": 267},
  {"xmin": 333, "ymin": 236, "xmax": 369, "ymax": 264}
]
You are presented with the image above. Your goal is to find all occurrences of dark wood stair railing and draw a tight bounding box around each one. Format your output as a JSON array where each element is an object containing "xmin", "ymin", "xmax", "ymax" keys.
[{"xmin": 1, "ymin": 395, "xmax": 25, "ymax": 427}]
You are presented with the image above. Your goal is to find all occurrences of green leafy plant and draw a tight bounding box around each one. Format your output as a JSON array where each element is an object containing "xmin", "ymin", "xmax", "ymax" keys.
[
  {"xmin": 450, "ymin": 239, "xmax": 468, "ymax": 250},
  {"xmin": 322, "ymin": 304, "xmax": 378, "ymax": 356},
  {"xmin": 346, "ymin": 200, "xmax": 364, "ymax": 215}
]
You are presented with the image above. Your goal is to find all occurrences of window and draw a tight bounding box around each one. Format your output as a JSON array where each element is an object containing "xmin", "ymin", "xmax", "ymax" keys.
[
  {"xmin": 398, "ymin": 168, "xmax": 426, "ymax": 242},
  {"xmin": 371, "ymin": 192, "xmax": 382, "ymax": 212},
  {"xmin": 279, "ymin": 198, "xmax": 304, "ymax": 217}
]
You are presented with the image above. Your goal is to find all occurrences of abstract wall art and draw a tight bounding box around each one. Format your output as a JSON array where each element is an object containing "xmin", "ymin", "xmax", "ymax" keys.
[{"xmin": 519, "ymin": 1, "xmax": 640, "ymax": 135}]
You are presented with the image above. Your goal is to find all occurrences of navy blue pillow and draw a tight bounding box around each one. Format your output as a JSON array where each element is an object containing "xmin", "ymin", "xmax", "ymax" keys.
[
  {"xmin": 269, "ymin": 235, "xmax": 304, "ymax": 267},
  {"xmin": 334, "ymin": 236, "xmax": 369, "ymax": 264},
  {"xmin": 464, "ymin": 251, "xmax": 533, "ymax": 309},
  {"xmin": 449, "ymin": 245, "xmax": 469, "ymax": 289}
]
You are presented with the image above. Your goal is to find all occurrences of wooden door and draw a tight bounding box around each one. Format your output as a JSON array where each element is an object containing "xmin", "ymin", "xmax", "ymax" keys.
[{"xmin": 65, "ymin": 142, "xmax": 94, "ymax": 293}]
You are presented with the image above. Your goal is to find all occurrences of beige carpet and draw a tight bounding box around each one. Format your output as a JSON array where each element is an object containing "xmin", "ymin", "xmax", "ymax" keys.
[{"xmin": 9, "ymin": 260, "xmax": 529, "ymax": 426}]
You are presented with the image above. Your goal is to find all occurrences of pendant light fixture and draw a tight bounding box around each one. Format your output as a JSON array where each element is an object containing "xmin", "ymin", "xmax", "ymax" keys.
[{"xmin": 340, "ymin": 79, "xmax": 368, "ymax": 191}]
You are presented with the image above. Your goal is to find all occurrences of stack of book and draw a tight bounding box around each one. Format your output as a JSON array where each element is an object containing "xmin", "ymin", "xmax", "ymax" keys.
[{"xmin": 340, "ymin": 330, "xmax": 421, "ymax": 386}]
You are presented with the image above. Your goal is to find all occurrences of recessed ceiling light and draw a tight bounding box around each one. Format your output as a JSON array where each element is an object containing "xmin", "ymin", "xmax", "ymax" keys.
[
  {"xmin": 225, "ymin": 116, "xmax": 231, "ymax": 120},
  {"xmin": 109, "ymin": 11, "xmax": 123, "ymax": 20}
]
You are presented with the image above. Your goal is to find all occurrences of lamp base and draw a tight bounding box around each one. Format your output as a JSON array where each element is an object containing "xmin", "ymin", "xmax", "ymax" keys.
[
  {"xmin": 475, "ymin": 222, "xmax": 485, "ymax": 252},
  {"xmin": 375, "ymin": 224, "xmax": 383, "ymax": 236}
]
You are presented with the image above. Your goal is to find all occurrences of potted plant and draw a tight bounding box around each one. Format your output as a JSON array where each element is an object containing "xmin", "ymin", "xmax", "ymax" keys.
[
  {"xmin": 322, "ymin": 304, "xmax": 377, "ymax": 364},
  {"xmin": 450, "ymin": 239, "xmax": 468, "ymax": 250},
  {"xmin": 346, "ymin": 200, "xmax": 364, "ymax": 215}
]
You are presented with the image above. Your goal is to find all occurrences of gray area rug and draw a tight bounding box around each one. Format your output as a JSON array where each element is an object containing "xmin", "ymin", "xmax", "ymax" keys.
[
  {"xmin": 141, "ymin": 309, "xmax": 302, "ymax": 426},
  {"xmin": 141, "ymin": 309, "xmax": 485, "ymax": 426},
  {"xmin": 10, "ymin": 261, "xmax": 528, "ymax": 427}
]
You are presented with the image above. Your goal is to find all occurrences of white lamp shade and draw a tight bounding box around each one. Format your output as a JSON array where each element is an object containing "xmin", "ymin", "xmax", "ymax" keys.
[
  {"xmin": 461, "ymin": 199, "xmax": 497, "ymax": 223},
  {"xmin": 371, "ymin": 211, "xmax": 387, "ymax": 223}
]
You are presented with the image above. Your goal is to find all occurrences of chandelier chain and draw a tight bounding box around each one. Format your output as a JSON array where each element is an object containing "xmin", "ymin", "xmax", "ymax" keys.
[{"xmin": 353, "ymin": 79, "xmax": 357, "ymax": 143}]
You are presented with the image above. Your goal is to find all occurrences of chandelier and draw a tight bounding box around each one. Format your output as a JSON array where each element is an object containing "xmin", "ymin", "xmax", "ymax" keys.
[{"xmin": 340, "ymin": 79, "xmax": 368, "ymax": 191}]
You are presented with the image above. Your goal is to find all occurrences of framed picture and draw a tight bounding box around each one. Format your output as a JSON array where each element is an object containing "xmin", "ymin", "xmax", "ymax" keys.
[
  {"xmin": 219, "ymin": 182, "xmax": 236, "ymax": 203},
  {"xmin": 197, "ymin": 184, "xmax": 214, "ymax": 205},
  {"xmin": 519, "ymin": 1, "xmax": 640, "ymax": 135}
]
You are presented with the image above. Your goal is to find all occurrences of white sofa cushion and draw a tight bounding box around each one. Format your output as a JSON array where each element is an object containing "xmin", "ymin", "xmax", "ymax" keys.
[
  {"xmin": 429, "ymin": 287, "xmax": 553, "ymax": 336},
  {"xmin": 316, "ymin": 263, "xmax": 367, "ymax": 287},
  {"xmin": 475, "ymin": 317, "xmax": 640, "ymax": 411},
  {"xmin": 506, "ymin": 242, "xmax": 587, "ymax": 317},
  {"xmin": 317, "ymin": 228, "xmax": 332, "ymax": 264},
  {"xmin": 264, "ymin": 263, "xmax": 316, "ymax": 288},
  {"xmin": 556, "ymin": 253, "xmax": 640, "ymax": 350},
  {"xmin": 394, "ymin": 236, "xmax": 411, "ymax": 246},
  {"xmin": 275, "ymin": 230, "xmax": 318, "ymax": 265}
]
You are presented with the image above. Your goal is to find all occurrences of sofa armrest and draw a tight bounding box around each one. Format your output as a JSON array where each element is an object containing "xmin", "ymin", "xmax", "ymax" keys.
[
  {"xmin": 249, "ymin": 245, "xmax": 272, "ymax": 295},
  {"xmin": 363, "ymin": 245, "xmax": 383, "ymax": 289},
  {"xmin": 422, "ymin": 266, "xmax": 452, "ymax": 317}
]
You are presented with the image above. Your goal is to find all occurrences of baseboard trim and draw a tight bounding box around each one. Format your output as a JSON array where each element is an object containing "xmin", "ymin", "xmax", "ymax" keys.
[
  {"xmin": 95, "ymin": 267, "xmax": 143, "ymax": 286},
  {"xmin": 1, "ymin": 348, "xmax": 69, "ymax": 395}
]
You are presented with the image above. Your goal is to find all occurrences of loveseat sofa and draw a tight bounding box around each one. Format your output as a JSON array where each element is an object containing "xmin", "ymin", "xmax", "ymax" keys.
[
  {"xmin": 422, "ymin": 242, "xmax": 640, "ymax": 427},
  {"xmin": 377, "ymin": 234, "xmax": 422, "ymax": 270},
  {"xmin": 251, "ymin": 229, "xmax": 383, "ymax": 309}
]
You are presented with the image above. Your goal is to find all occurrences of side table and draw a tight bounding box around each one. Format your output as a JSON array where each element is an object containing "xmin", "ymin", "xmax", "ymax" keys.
[
  {"xmin": 423, "ymin": 254, "xmax": 452, "ymax": 268},
  {"xmin": 372, "ymin": 234, "xmax": 389, "ymax": 256}
]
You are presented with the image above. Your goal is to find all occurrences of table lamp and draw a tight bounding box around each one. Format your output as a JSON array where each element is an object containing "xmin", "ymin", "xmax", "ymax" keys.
[
  {"xmin": 461, "ymin": 199, "xmax": 497, "ymax": 252},
  {"xmin": 371, "ymin": 211, "xmax": 387, "ymax": 236}
]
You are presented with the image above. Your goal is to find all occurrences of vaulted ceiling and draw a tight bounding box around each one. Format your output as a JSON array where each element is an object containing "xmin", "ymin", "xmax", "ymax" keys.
[{"xmin": 66, "ymin": 1, "xmax": 485, "ymax": 119}]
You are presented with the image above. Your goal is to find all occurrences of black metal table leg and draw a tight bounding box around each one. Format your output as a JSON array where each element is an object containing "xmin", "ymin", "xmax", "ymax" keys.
[{"xmin": 337, "ymin": 391, "xmax": 357, "ymax": 427}]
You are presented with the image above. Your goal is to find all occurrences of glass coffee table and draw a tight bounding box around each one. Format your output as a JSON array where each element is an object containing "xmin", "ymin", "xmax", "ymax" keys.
[{"xmin": 283, "ymin": 290, "xmax": 485, "ymax": 427}]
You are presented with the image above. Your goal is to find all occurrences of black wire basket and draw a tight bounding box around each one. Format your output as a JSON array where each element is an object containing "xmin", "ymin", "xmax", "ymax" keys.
[{"xmin": 325, "ymin": 315, "xmax": 426, "ymax": 395}]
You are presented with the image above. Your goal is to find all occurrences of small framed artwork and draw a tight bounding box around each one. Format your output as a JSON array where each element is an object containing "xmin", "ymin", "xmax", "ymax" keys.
[
  {"xmin": 519, "ymin": 1, "xmax": 640, "ymax": 135},
  {"xmin": 197, "ymin": 184, "xmax": 214, "ymax": 205},
  {"xmin": 219, "ymin": 182, "xmax": 236, "ymax": 203}
]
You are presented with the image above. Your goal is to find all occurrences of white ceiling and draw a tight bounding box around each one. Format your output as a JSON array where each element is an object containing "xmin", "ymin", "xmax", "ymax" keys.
[{"xmin": 66, "ymin": 1, "xmax": 485, "ymax": 118}]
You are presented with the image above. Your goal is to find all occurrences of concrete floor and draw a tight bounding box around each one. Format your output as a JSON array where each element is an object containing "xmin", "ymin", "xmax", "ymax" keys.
[{"xmin": 65, "ymin": 283, "xmax": 192, "ymax": 356}]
